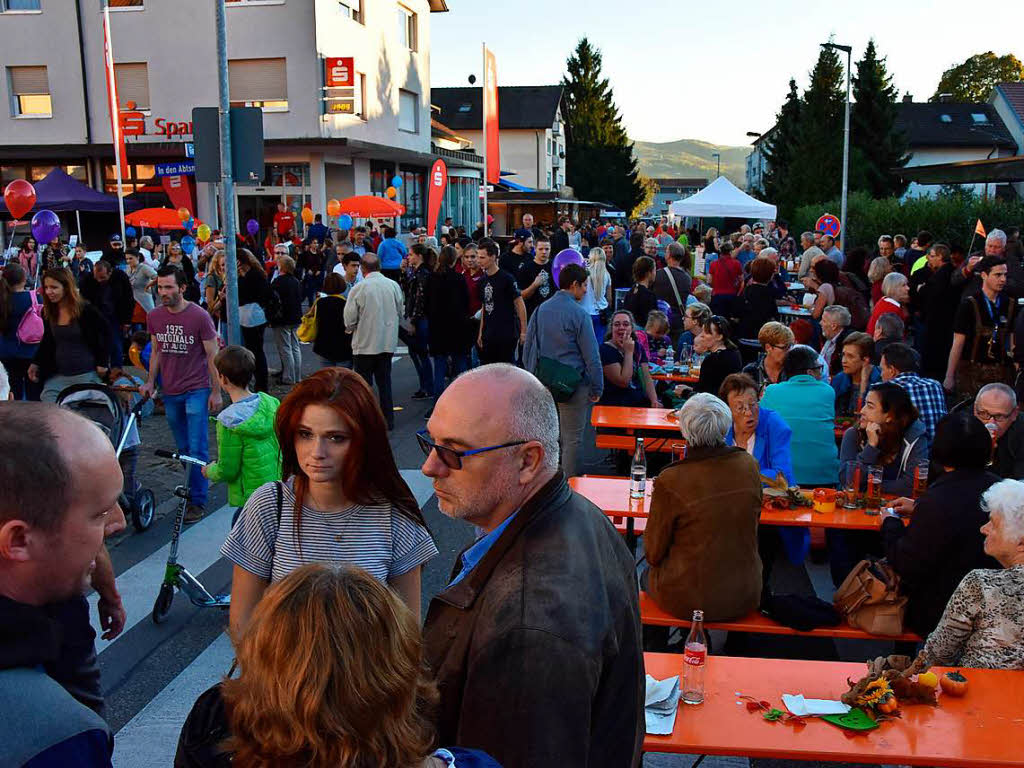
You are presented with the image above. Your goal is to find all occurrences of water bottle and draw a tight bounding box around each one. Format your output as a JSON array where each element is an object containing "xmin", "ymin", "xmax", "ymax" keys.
[
  {"xmin": 681, "ymin": 610, "xmax": 707, "ymax": 705},
  {"xmin": 664, "ymin": 345, "xmax": 675, "ymax": 370},
  {"xmin": 629, "ymin": 438, "xmax": 647, "ymax": 499}
]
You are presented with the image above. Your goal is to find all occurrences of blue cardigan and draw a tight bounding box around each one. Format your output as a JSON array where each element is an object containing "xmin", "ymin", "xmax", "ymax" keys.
[
  {"xmin": 726, "ymin": 406, "xmax": 795, "ymax": 486},
  {"xmin": 727, "ymin": 406, "xmax": 807, "ymax": 565},
  {"xmin": 760, "ymin": 375, "xmax": 840, "ymax": 486}
]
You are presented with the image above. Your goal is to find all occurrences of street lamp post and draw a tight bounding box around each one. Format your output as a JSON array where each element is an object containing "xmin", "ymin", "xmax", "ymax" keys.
[
  {"xmin": 712, "ymin": 152, "xmax": 721, "ymax": 178},
  {"xmin": 821, "ymin": 42, "xmax": 852, "ymax": 253}
]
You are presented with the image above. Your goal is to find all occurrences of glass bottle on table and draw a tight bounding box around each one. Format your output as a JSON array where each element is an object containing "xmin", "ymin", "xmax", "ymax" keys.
[
  {"xmin": 629, "ymin": 437, "xmax": 647, "ymax": 499},
  {"xmin": 681, "ymin": 610, "xmax": 706, "ymax": 705}
]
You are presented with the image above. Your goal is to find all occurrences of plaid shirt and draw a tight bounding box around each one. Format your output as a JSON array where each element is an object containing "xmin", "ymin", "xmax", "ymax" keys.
[{"xmin": 893, "ymin": 372, "xmax": 947, "ymax": 440}]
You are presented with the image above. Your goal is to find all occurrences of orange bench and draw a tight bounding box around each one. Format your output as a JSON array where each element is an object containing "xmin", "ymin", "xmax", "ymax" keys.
[
  {"xmin": 639, "ymin": 591, "xmax": 921, "ymax": 642},
  {"xmin": 595, "ymin": 434, "xmax": 680, "ymax": 452}
]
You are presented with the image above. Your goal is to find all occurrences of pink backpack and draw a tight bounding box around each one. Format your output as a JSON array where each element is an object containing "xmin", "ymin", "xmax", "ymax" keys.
[{"xmin": 17, "ymin": 290, "xmax": 44, "ymax": 345}]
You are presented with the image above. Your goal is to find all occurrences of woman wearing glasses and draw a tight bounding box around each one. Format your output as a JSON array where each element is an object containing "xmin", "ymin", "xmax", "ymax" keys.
[
  {"xmin": 742, "ymin": 321, "xmax": 794, "ymax": 396},
  {"xmin": 221, "ymin": 367, "xmax": 437, "ymax": 643}
]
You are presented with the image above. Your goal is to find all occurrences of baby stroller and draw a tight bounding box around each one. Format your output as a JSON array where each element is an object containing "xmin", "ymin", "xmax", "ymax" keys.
[{"xmin": 56, "ymin": 382, "xmax": 157, "ymax": 532}]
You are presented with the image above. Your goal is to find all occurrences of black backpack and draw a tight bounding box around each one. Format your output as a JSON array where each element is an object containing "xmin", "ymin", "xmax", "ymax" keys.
[{"xmin": 261, "ymin": 282, "xmax": 284, "ymax": 325}]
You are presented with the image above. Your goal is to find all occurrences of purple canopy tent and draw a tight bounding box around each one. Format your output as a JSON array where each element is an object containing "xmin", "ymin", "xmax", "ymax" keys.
[{"xmin": 0, "ymin": 168, "xmax": 139, "ymax": 242}]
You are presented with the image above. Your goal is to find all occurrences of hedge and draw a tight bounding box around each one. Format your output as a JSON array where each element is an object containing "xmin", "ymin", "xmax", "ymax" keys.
[{"xmin": 793, "ymin": 190, "xmax": 1024, "ymax": 251}]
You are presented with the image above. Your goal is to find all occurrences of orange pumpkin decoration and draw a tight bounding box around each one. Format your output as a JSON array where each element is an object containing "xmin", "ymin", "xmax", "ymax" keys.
[
  {"xmin": 877, "ymin": 694, "xmax": 899, "ymax": 714},
  {"xmin": 940, "ymin": 671, "xmax": 968, "ymax": 697}
]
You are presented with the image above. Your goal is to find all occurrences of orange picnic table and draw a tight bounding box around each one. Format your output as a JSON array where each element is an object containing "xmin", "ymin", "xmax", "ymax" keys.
[
  {"xmin": 570, "ymin": 476, "xmax": 896, "ymax": 532},
  {"xmin": 643, "ymin": 653, "xmax": 1024, "ymax": 766},
  {"xmin": 651, "ymin": 371, "xmax": 699, "ymax": 384}
]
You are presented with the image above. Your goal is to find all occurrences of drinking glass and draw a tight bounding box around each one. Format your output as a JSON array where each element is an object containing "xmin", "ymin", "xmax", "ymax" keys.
[
  {"xmin": 912, "ymin": 462, "xmax": 929, "ymax": 500},
  {"xmin": 842, "ymin": 460, "xmax": 862, "ymax": 509},
  {"xmin": 865, "ymin": 465, "xmax": 883, "ymax": 509},
  {"xmin": 671, "ymin": 442, "xmax": 687, "ymax": 463}
]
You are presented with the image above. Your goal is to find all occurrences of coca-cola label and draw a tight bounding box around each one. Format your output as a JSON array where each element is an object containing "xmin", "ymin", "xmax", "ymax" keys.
[{"xmin": 683, "ymin": 648, "xmax": 706, "ymax": 666}]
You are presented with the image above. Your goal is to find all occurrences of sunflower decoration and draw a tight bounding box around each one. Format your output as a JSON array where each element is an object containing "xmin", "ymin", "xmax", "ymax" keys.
[
  {"xmin": 853, "ymin": 677, "xmax": 899, "ymax": 714},
  {"xmin": 842, "ymin": 652, "xmax": 938, "ymax": 718},
  {"xmin": 761, "ymin": 470, "xmax": 812, "ymax": 509}
]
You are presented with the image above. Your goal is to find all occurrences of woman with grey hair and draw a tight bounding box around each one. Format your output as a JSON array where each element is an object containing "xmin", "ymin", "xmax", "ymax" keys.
[
  {"xmin": 867, "ymin": 271, "xmax": 909, "ymax": 335},
  {"xmin": 643, "ymin": 392, "xmax": 763, "ymax": 621},
  {"xmin": 924, "ymin": 477, "xmax": 1024, "ymax": 669}
]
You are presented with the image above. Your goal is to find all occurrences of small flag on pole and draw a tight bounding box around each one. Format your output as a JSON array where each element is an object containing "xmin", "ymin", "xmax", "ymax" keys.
[{"xmin": 975, "ymin": 219, "xmax": 987, "ymax": 238}]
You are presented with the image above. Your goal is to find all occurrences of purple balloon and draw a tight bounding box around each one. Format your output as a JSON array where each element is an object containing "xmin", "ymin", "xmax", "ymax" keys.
[
  {"xmin": 550, "ymin": 248, "xmax": 585, "ymax": 288},
  {"xmin": 31, "ymin": 209, "xmax": 60, "ymax": 244},
  {"xmin": 246, "ymin": 218, "xmax": 259, "ymax": 236}
]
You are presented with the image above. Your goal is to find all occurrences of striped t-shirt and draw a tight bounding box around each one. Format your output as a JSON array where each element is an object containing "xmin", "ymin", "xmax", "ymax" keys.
[{"xmin": 221, "ymin": 480, "xmax": 438, "ymax": 584}]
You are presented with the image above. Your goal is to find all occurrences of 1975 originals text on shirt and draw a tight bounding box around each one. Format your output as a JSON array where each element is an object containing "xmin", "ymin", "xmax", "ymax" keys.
[{"xmin": 147, "ymin": 302, "xmax": 217, "ymax": 396}]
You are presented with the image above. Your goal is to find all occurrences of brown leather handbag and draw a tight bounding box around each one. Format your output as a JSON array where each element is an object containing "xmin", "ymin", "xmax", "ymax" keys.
[{"xmin": 833, "ymin": 558, "xmax": 908, "ymax": 636}]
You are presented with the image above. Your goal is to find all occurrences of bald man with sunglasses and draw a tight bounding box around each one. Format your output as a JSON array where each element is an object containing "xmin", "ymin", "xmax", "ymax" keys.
[{"xmin": 419, "ymin": 364, "xmax": 643, "ymax": 768}]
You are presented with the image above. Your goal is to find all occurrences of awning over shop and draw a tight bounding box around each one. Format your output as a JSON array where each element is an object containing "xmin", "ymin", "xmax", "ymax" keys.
[
  {"xmin": 0, "ymin": 168, "xmax": 140, "ymax": 215},
  {"xmin": 895, "ymin": 156, "xmax": 1024, "ymax": 185}
]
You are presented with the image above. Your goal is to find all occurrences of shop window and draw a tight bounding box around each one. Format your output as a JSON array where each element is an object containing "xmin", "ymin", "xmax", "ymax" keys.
[
  {"xmin": 115, "ymin": 63, "xmax": 150, "ymax": 111},
  {"xmin": 228, "ymin": 58, "xmax": 288, "ymax": 112},
  {"xmin": 1, "ymin": 166, "xmax": 26, "ymax": 185},
  {"xmin": 8, "ymin": 66, "xmax": 51, "ymax": 117},
  {"xmin": 398, "ymin": 88, "xmax": 418, "ymax": 133},
  {"xmin": 399, "ymin": 167, "xmax": 425, "ymax": 230}
]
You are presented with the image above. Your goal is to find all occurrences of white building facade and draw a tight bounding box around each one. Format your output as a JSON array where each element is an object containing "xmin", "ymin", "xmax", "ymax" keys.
[{"xmin": 0, "ymin": 0, "xmax": 468, "ymax": 243}]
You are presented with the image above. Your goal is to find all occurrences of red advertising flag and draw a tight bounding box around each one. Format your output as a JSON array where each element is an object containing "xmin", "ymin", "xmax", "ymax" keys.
[
  {"xmin": 102, "ymin": 8, "xmax": 129, "ymax": 181},
  {"xmin": 426, "ymin": 159, "xmax": 448, "ymax": 237},
  {"xmin": 484, "ymin": 48, "xmax": 500, "ymax": 185},
  {"xmin": 325, "ymin": 57, "xmax": 354, "ymax": 87}
]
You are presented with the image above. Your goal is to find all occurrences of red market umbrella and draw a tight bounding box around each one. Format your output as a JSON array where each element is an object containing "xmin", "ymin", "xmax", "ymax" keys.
[
  {"xmin": 124, "ymin": 207, "xmax": 204, "ymax": 231},
  {"xmin": 335, "ymin": 195, "xmax": 405, "ymax": 218}
]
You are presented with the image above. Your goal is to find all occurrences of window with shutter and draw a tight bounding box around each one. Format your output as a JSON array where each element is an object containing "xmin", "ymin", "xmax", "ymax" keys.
[
  {"xmin": 7, "ymin": 66, "xmax": 51, "ymax": 116},
  {"xmin": 228, "ymin": 58, "xmax": 288, "ymax": 111},
  {"xmin": 115, "ymin": 63, "xmax": 150, "ymax": 110},
  {"xmin": 398, "ymin": 89, "xmax": 418, "ymax": 133}
]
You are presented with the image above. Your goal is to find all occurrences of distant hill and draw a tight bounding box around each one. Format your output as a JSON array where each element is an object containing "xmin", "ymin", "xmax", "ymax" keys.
[{"xmin": 631, "ymin": 138, "xmax": 751, "ymax": 189}]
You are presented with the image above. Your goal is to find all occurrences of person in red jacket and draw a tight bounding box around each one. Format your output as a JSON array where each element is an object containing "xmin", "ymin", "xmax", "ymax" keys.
[{"xmin": 867, "ymin": 271, "xmax": 909, "ymax": 336}]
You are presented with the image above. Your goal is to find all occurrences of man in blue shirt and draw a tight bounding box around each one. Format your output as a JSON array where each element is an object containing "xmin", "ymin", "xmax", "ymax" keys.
[
  {"xmin": 376, "ymin": 226, "xmax": 407, "ymax": 282},
  {"xmin": 523, "ymin": 263, "xmax": 603, "ymax": 476},
  {"xmin": 304, "ymin": 213, "xmax": 330, "ymax": 246},
  {"xmin": 880, "ymin": 342, "xmax": 947, "ymax": 441}
]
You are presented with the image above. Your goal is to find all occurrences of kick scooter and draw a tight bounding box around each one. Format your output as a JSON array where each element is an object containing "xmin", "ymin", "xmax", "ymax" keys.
[{"xmin": 151, "ymin": 448, "xmax": 231, "ymax": 623}]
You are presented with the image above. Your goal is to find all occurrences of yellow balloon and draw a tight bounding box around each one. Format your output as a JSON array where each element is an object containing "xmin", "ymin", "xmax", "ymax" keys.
[
  {"xmin": 196, "ymin": 224, "xmax": 211, "ymax": 242},
  {"xmin": 386, "ymin": 186, "xmax": 397, "ymax": 199}
]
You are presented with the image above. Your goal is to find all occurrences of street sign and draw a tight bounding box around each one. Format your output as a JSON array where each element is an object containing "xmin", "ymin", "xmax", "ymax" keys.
[
  {"xmin": 155, "ymin": 161, "xmax": 195, "ymax": 177},
  {"xmin": 815, "ymin": 213, "xmax": 841, "ymax": 238},
  {"xmin": 192, "ymin": 107, "xmax": 264, "ymax": 185},
  {"xmin": 184, "ymin": 142, "xmax": 194, "ymax": 158}
]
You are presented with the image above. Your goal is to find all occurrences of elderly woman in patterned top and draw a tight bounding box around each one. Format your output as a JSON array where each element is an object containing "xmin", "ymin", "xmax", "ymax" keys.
[{"xmin": 924, "ymin": 479, "xmax": 1024, "ymax": 670}]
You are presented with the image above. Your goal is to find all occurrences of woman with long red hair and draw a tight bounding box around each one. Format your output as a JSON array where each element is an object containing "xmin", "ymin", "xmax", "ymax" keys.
[{"xmin": 221, "ymin": 367, "xmax": 437, "ymax": 641}]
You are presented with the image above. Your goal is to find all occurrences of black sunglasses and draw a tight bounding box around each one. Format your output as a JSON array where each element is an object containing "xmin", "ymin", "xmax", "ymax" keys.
[{"xmin": 416, "ymin": 430, "xmax": 526, "ymax": 470}]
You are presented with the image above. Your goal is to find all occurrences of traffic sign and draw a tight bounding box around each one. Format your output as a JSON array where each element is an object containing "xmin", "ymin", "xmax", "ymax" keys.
[{"xmin": 815, "ymin": 213, "xmax": 841, "ymax": 238}]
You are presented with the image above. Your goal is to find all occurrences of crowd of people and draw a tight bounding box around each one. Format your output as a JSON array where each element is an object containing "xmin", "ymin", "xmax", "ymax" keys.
[{"xmin": 2, "ymin": 209, "xmax": 1024, "ymax": 768}]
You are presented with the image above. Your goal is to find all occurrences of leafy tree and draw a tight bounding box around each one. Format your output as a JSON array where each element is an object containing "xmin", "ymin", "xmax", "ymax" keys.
[
  {"xmin": 850, "ymin": 39, "xmax": 910, "ymax": 198},
  {"xmin": 787, "ymin": 44, "xmax": 846, "ymax": 210},
  {"xmin": 632, "ymin": 174, "xmax": 659, "ymax": 217},
  {"xmin": 762, "ymin": 78, "xmax": 802, "ymax": 213},
  {"xmin": 931, "ymin": 52, "xmax": 1024, "ymax": 103},
  {"xmin": 562, "ymin": 38, "xmax": 644, "ymax": 212}
]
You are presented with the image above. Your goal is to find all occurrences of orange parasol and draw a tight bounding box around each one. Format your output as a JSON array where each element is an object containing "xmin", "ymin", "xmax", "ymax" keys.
[
  {"xmin": 124, "ymin": 207, "xmax": 204, "ymax": 231},
  {"xmin": 334, "ymin": 195, "xmax": 405, "ymax": 218}
]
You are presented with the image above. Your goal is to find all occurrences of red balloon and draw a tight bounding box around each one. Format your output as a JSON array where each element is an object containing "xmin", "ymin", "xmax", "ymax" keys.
[{"xmin": 4, "ymin": 179, "xmax": 36, "ymax": 220}]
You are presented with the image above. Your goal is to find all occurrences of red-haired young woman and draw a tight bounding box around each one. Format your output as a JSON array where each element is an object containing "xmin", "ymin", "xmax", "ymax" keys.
[{"xmin": 221, "ymin": 367, "xmax": 437, "ymax": 642}]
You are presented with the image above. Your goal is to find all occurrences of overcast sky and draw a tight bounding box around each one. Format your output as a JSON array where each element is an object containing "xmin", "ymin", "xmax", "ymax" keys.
[{"xmin": 431, "ymin": 0, "xmax": 1022, "ymax": 147}]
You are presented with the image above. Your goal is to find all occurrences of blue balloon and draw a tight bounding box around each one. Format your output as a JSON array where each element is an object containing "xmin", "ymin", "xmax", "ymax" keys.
[
  {"xmin": 125, "ymin": 226, "xmax": 137, "ymax": 238},
  {"xmin": 185, "ymin": 218, "xmax": 195, "ymax": 231},
  {"xmin": 391, "ymin": 175, "xmax": 403, "ymax": 188},
  {"xmin": 337, "ymin": 214, "xmax": 353, "ymax": 231},
  {"xmin": 180, "ymin": 235, "xmax": 196, "ymax": 255}
]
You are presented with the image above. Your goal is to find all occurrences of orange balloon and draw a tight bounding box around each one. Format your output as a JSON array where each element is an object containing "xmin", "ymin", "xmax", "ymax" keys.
[
  {"xmin": 326, "ymin": 199, "xmax": 341, "ymax": 218},
  {"xmin": 301, "ymin": 206, "xmax": 314, "ymax": 224},
  {"xmin": 386, "ymin": 186, "xmax": 397, "ymax": 199},
  {"xmin": 177, "ymin": 207, "xmax": 191, "ymax": 222}
]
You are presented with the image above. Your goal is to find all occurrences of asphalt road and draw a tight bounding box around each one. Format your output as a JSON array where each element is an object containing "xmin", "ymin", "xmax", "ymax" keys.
[{"xmin": 94, "ymin": 336, "xmax": 900, "ymax": 768}]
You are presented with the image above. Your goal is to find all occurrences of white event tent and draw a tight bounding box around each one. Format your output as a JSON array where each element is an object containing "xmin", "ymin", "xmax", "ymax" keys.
[{"xmin": 668, "ymin": 176, "xmax": 777, "ymax": 220}]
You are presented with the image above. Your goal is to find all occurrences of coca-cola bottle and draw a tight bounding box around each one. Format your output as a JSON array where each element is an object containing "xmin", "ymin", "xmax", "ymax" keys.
[{"xmin": 681, "ymin": 609, "xmax": 706, "ymax": 705}]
